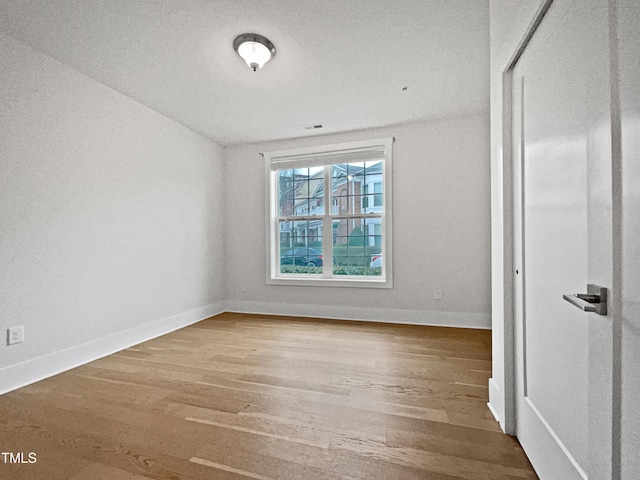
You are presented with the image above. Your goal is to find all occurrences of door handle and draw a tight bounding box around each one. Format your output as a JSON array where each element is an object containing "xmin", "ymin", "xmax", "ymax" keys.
[{"xmin": 563, "ymin": 284, "xmax": 607, "ymax": 315}]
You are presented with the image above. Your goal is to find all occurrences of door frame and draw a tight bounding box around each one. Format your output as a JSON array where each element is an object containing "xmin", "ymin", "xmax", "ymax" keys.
[{"xmin": 499, "ymin": 0, "xmax": 624, "ymax": 476}]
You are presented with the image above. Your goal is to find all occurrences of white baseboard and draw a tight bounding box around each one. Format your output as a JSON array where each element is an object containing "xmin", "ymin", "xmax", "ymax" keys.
[
  {"xmin": 225, "ymin": 300, "xmax": 491, "ymax": 329},
  {"xmin": 488, "ymin": 377, "xmax": 504, "ymax": 430},
  {"xmin": 0, "ymin": 302, "xmax": 225, "ymax": 396}
]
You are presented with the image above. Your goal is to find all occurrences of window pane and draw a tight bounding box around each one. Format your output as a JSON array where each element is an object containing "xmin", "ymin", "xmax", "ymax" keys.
[
  {"xmin": 308, "ymin": 191, "xmax": 325, "ymax": 216},
  {"xmin": 331, "ymin": 164, "xmax": 347, "ymax": 179},
  {"xmin": 332, "ymin": 218, "xmax": 381, "ymax": 276},
  {"xmin": 362, "ymin": 195, "xmax": 377, "ymax": 213},
  {"xmin": 373, "ymin": 182, "xmax": 383, "ymax": 207},
  {"xmin": 346, "ymin": 162, "xmax": 365, "ymax": 175},
  {"xmin": 279, "ymin": 220, "xmax": 323, "ymax": 274},
  {"xmin": 331, "ymin": 164, "xmax": 365, "ymax": 215},
  {"xmin": 362, "ymin": 172, "xmax": 383, "ymax": 212},
  {"xmin": 278, "ymin": 168, "xmax": 324, "ymax": 217},
  {"xmin": 364, "ymin": 220, "xmax": 382, "ymax": 250},
  {"xmin": 364, "ymin": 160, "xmax": 382, "ymax": 171},
  {"xmin": 278, "ymin": 172, "xmax": 295, "ymax": 216}
]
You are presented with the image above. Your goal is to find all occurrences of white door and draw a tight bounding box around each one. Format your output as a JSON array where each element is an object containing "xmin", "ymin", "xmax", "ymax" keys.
[{"xmin": 512, "ymin": 0, "xmax": 614, "ymax": 478}]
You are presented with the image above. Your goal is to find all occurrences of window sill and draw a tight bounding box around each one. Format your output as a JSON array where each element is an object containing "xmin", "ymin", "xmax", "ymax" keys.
[{"xmin": 266, "ymin": 275, "xmax": 393, "ymax": 289}]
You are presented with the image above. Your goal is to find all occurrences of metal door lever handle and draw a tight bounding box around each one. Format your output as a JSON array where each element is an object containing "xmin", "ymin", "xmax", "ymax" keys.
[
  {"xmin": 563, "ymin": 284, "xmax": 607, "ymax": 315},
  {"xmin": 563, "ymin": 294, "xmax": 598, "ymax": 312},
  {"xmin": 576, "ymin": 293, "xmax": 600, "ymax": 303}
]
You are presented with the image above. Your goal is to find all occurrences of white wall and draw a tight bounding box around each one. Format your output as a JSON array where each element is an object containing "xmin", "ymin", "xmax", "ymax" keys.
[
  {"xmin": 0, "ymin": 32, "xmax": 225, "ymax": 393},
  {"xmin": 488, "ymin": 0, "xmax": 544, "ymax": 432},
  {"xmin": 619, "ymin": 0, "xmax": 640, "ymax": 477},
  {"xmin": 223, "ymin": 115, "xmax": 492, "ymax": 328}
]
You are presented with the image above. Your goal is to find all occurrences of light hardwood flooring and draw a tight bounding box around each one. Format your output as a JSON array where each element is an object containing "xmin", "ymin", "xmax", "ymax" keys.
[{"xmin": 0, "ymin": 313, "xmax": 537, "ymax": 479}]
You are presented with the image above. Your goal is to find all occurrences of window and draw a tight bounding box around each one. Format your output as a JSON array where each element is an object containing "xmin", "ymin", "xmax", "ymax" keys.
[{"xmin": 265, "ymin": 138, "xmax": 393, "ymax": 288}]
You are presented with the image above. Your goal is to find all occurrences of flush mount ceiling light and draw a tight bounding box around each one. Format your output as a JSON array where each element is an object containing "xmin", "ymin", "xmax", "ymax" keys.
[{"xmin": 233, "ymin": 33, "xmax": 276, "ymax": 71}]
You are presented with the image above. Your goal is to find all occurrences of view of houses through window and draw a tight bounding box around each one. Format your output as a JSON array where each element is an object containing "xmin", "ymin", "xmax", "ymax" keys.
[{"xmin": 277, "ymin": 160, "xmax": 383, "ymax": 276}]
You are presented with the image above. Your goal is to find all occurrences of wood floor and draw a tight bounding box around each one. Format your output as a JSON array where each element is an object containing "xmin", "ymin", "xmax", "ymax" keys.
[{"xmin": 0, "ymin": 313, "xmax": 537, "ymax": 479}]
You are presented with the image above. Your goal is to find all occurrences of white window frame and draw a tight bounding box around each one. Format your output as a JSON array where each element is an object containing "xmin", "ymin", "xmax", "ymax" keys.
[{"xmin": 265, "ymin": 137, "xmax": 393, "ymax": 288}]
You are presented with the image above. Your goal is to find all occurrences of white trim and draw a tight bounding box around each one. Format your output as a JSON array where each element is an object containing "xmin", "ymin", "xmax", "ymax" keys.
[
  {"xmin": 488, "ymin": 377, "xmax": 504, "ymax": 425},
  {"xmin": 0, "ymin": 302, "xmax": 225, "ymax": 396},
  {"xmin": 265, "ymin": 276, "xmax": 392, "ymax": 289},
  {"xmin": 487, "ymin": 399, "xmax": 501, "ymax": 424},
  {"xmin": 225, "ymin": 300, "xmax": 491, "ymax": 329},
  {"xmin": 500, "ymin": 68, "xmax": 516, "ymax": 435}
]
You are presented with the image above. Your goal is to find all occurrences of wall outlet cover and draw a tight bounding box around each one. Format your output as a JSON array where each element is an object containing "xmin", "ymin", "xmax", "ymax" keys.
[{"xmin": 8, "ymin": 326, "xmax": 24, "ymax": 345}]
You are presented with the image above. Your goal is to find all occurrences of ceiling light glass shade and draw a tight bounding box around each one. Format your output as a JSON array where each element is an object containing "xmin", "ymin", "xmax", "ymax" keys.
[
  {"xmin": 238, "ymin": 41, "xmax": 271, "ymax": 70},
  {"xmin": 233, "ymin": 33, "xmax": 276, "ymax": 71}
]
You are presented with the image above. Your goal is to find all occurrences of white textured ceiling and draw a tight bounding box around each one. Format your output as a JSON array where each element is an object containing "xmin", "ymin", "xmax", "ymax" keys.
[{"xmin": 0, "ymin": 0, "xmax": 489, "ymax": 145}]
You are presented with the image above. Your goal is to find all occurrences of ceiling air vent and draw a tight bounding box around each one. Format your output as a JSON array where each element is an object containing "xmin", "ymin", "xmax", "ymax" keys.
[{"xmin": 303, "ymin": 124, "xmax": 324, "ymax": 131}]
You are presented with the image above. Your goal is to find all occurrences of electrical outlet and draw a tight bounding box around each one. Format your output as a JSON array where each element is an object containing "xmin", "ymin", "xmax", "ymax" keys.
[
  {"xmin": 434, "ymin": 289, "xmax": 443, "ymax": 300},
  {"xmin": 8, "ymin": 326, "xmax": 24, "ymax": 345}
]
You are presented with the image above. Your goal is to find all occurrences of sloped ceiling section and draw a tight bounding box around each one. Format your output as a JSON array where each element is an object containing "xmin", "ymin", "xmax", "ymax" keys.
[{"xmin": 0, "ymin": 0, "xmax": 489, "ymax": 145}]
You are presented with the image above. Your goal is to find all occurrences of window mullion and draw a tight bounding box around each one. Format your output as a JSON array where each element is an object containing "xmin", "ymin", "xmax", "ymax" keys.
[{"xmin": 323, "ymin": 165, "xmax": 332, "ymax": 279}]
